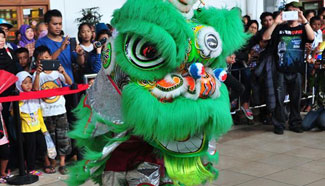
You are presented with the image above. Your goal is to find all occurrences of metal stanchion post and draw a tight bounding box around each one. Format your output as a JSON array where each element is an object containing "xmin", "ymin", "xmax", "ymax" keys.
[
  {"xmin": 305, "ymin": 62, "xmax": 308, "ymax": 94},
  {"xmin": 238, "ymin": 68, "xmax": 242, "ymax": 111},
  {"xmin": 70, "ymin": 83, "xmax": 79, "ymax": 108},
  {"xmin": 7, "ymin": 92, "xmax": 38, "ymax": 185}
]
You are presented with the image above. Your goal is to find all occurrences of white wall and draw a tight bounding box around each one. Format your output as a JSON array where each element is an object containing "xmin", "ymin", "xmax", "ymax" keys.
[
  {"xmin": 50, "ymin": 0, "xmax": 127, "ymax": 38},
  {"xmin": 195, "ymin": 0, "xmax": 246, "ymax": 13},
  {"xmin": 49, "ymin": 0, "xmax": 264, "ymax": 38}
]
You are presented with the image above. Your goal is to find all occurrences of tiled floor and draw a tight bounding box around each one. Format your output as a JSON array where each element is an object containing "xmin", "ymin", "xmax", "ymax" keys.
[
  {"xmin": 212, "ymin": 124, "xmax": 325, "ymax": 186},
  {"xmin": 6, "ymin": 124, "xmax": 325, "ymax": 186}
]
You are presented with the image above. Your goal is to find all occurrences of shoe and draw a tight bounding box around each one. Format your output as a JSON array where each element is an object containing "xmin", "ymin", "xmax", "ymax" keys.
[
  {"xmin": 29, "ymin": 170, "xmax": 42, "ymax": 176},
  {"xmin": 241, "ymin": 106, "xmax": 254, "ymax": 120},
  {"xmin": 5, "ymin": 174, "xmax": 13, "ymax": 179},
  {"xmin": 274, "ymin": 127, "xmax": 284, "ymax": 135},
  {"xmin": 289, "ymin": 126, "xmax": 304, "ymax": 133}
]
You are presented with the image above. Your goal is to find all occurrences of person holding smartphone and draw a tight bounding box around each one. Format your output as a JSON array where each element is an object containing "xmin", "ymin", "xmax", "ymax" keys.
[
  {"xmin": 35, "ymin": 9, "xmax": 84, "ymax": 140},
  {"xmin": 262, "ymin": 2, "xmax": 315, "ymax": 135},
  {"xmin": 32, "ymin": 45, "xmax": 72, "ymax": 175}
]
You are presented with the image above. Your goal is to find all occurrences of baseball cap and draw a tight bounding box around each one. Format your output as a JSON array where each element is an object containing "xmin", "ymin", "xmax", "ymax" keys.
[
  {"xmin": 95, "ymin": 23, "xmax": 109, "ymax": 35},
  {"xmin": 0, "ymin": 18, "xmax": 13, "ymax": 29}
]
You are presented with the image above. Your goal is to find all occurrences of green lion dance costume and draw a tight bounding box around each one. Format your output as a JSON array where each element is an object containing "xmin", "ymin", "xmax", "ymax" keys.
[{"xmin": 68, "ymin": 0, "xmax": 248, "ymax": 185}]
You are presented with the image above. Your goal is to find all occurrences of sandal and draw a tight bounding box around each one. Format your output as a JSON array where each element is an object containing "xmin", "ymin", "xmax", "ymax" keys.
[
  {"xmin": 43, "ymin": 166, "xmax": 56, "ymax": 174},
  {"xmin": 58, "ymin": 166, "xmax": 69, "ymax": 175},
  {"xmin": 0, "ymin": 178, "xmax": 6, "ymax": 183}
]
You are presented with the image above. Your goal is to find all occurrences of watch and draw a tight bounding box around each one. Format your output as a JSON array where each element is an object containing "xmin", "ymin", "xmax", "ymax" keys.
[{"xmin": 303, "ymin": 21, "xmax": 309, "ymax": 26}]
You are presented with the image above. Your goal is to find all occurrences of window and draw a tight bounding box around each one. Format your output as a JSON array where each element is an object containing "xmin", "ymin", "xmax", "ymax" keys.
[{"xmin": 0, "ymin": 0, "xmax": 49, "ymax": 41}]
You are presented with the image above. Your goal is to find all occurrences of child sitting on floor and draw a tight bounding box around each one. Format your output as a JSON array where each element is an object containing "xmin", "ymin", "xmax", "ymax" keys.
[{"xmin": 15, "ymin": 71, "xmax": 54, "ymax": 175}]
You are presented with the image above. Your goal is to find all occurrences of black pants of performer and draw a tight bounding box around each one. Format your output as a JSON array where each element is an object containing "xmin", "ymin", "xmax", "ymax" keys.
[
  {"xmin": 224, "ymin": 73, "xmax": 245, "ymax": 102},
  {"xmin": 272, "ymin": 72, "xmax": 303, "ymax": 129},
  {"xmin": 22, "ymin": 130, "xmax": 46, "ymax": 171}
]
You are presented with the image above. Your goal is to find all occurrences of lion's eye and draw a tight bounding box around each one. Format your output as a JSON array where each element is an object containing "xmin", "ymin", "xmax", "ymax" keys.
[
  {"xmin": 141, "ymin": 44, "xmax": 157, "ymax": 58},
  {"xmin": 125, "ymin": 34, "xmax": 165, "ymax": 70},
  {"xmin": 205, "ymin": 34, "xmax": 219, "ymax": 50},
  {"xmin": 196, "ymin": 26, "xmax": 223, "ymax": 58}
]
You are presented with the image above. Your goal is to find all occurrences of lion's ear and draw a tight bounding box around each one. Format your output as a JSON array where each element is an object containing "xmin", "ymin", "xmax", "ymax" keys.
[{"xmin": 195, "ymin": 7, "xmax": 250, "ymax": 67}]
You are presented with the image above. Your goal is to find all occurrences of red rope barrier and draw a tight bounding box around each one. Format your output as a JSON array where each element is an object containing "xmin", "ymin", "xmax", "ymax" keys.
[{"xmin": 0, "ymin": 84, "xmax": 89, "ymax": 103}]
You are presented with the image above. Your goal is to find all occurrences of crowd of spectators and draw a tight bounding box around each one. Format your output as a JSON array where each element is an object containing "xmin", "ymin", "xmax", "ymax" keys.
[
  {"xmin": 0, "ymin": 9, "xmax": 111, "ymax": 183},
  {"xmin": 229, "ymin": 2, "xmax": 325, "ymax": 135}
]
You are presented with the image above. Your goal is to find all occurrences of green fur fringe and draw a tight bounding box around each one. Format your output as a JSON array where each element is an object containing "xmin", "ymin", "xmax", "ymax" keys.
[
  {"xmin": 122, "ymin": 83, "xmax": 232, "ymax": 142},
  {"xmin": 164, "ymin": 155, "xmax": 216, "ymax": 186},
  {"xmin": 111, "ymin": 0, "xmax": 193, "ymax": 81},
  {"xmin": 195, "ymin": 7, "xmax": 250, "ymax": 69},
  {"xmin": 66, "ymin": 96, "xmax": 130, "ymax": 186}
]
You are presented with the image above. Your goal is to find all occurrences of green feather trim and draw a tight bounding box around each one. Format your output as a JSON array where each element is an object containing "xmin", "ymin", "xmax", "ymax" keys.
[
  {"xmin": 122, "ymin": 83, "xmax": 232, "ymax": 142},
  {"xmin": 67, "ymin": 96, "xmax": 130, "ymax": 186},
  {"xmin": 194, "ymin": 7, "xmax": 250, "ymax": 69},
  {"xmin": 164, "ymin": 155, "xmax": 216, "ymax": 186},
  {"xmin": 111, "ymin": 0, "xmax": 192, "ymax": 80}
]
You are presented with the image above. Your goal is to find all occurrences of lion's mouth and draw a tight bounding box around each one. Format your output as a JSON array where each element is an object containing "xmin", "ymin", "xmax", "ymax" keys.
[{"xmin": 158, "ymin": 134, "xmax": 205, "ymax": 153}]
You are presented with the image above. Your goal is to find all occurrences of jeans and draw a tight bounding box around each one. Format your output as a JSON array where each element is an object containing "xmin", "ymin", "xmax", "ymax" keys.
[
  {"xmin": 302, "ymin": 107, "xmax": 325, "ymax": 130},
  {"xmin": 241, "ymin": 68, "xmax": 261, "ymax": 106},
  {"xmin": 272, "ymin": 72, "xmax": 303, "ymax": 129}
]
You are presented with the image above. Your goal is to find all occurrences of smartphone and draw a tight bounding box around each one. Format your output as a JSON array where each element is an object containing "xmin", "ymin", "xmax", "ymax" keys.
[
  {"xmin": 41, "ymin": 60, "xmax": 61, "ymax": 71},
  {"xmin": 282, "ymin": 11, "xmax": 298, "ymax": 21},
  {"xmin": 70, "ymin": 37, "xmax": 77, "ymax": 51}
]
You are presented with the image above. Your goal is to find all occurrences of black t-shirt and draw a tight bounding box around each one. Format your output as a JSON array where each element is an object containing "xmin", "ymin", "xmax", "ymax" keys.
[{"xmin": 270, "ymin": 24, "xmax": 311, "ymax": 73}]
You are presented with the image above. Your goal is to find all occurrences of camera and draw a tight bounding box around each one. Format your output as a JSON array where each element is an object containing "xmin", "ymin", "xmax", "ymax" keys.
[{"xmin": 94, "ymin": 37, "xmax": 107, "ymax": 48}]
